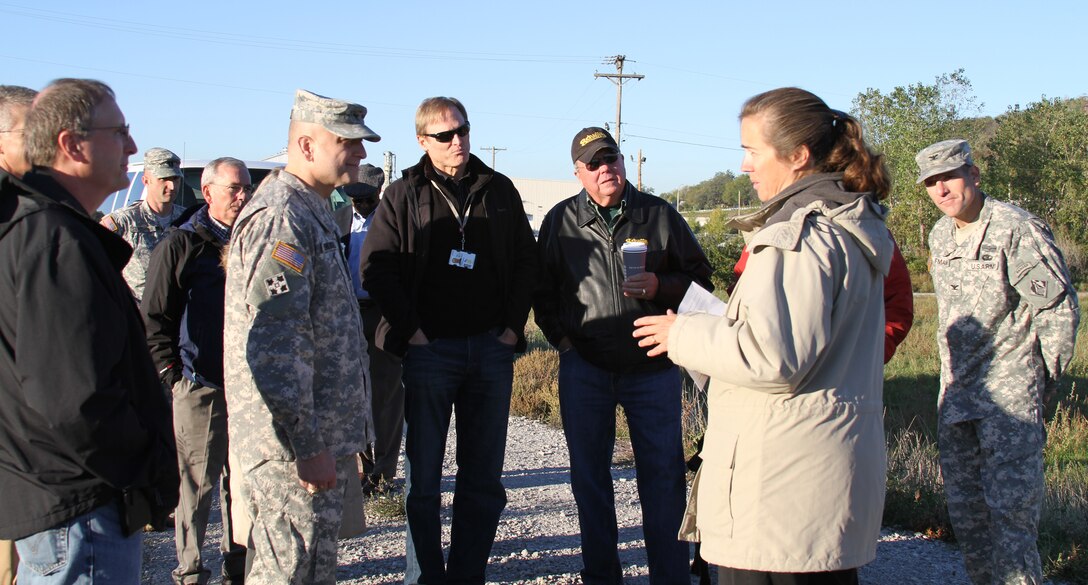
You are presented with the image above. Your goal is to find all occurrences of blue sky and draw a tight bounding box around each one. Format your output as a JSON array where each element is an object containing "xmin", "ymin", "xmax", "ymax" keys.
[{"xmin": 2, "ymin": 0, "xmax": 1084, "ymax": 194}]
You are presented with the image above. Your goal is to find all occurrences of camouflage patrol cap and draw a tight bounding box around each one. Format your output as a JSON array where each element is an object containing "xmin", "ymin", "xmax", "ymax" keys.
[
  {"xmin": 143, "ymin": 147, "xmax": 182, "ymax": 179},
  {"xmin": 290, "ymin": 89, "xmax": 381, "ymax": 142},
  {"xmin": 915, "ymin": 139, "xmax": 974, "ymax": 183}
]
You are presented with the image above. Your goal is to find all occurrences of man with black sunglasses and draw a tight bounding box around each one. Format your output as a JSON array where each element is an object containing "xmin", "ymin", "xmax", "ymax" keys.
[
  {"xmin": 534, "ymin": 126, "xmax": 712, "ymax": 585},
  {"xmin": 361, "ymin": 96, "xmax": 536, "ymax": 584}
]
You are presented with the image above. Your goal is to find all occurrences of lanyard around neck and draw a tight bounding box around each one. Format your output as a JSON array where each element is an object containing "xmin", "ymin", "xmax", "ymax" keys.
[{"xmin": 431, "ymin": 179, "xmax": 473, "ymax": 251}]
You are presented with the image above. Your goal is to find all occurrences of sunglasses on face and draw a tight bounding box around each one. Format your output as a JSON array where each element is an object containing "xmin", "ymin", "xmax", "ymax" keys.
[
  {"xmin": 585, "ymin": 153, "xmax": 620, "ymax": 172},
  {"xmin": 423, "ymin": 122, "xmax": 470, "ymax": 143}
]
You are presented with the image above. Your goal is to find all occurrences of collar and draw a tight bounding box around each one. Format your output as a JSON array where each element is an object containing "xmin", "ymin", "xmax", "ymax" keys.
[{"xmin": 576, "ymin": 181, "xmax": 650, "ymax": 228}]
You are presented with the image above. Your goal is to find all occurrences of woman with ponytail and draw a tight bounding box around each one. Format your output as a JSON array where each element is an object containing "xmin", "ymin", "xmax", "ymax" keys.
[{"xmin": 635, "ymin": 87, "xmax": 894, "ymax": 584}]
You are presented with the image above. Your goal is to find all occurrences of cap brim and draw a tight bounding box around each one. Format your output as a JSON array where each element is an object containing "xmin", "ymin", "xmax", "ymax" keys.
[
  {"xmin": 916, "ymin": 162, "xmax": 965, "ymax": 184},
  {"xmin": 577, "ymin": 145, "xmax": 619, "ymax": 165},
  {"xmin": 146, "ymin": 168, "xmax": 182, "ymax": 179},
  {"xmin": 327, "ymin": 121, "xmax": 381, "ymax": 142}
]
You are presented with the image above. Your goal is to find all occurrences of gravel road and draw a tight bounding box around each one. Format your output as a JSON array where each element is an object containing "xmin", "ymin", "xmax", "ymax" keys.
[{"xmin": 142, "ymin": 416, "xmax": 991, "ymax": 584}]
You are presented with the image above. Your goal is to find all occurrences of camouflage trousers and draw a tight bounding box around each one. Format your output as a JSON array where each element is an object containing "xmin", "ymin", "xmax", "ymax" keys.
[
  {"xmin": 939, "ymin": 416, "xmax": 1044, "ymax": 585},
  {"xmin": 244, "ymin": 456, "xmax": 354, "ymax": 585}
]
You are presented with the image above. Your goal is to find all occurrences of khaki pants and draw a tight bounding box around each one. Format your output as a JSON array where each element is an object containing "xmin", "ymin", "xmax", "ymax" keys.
[{"xmin": 172, "ymin": 378, "xmax": 246, "ymax": 584}]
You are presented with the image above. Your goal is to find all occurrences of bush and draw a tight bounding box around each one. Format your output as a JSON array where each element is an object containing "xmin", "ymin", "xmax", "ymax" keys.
[{"xmin": 511, "ymin": 349, "xmax": 561, "ymax": 427}]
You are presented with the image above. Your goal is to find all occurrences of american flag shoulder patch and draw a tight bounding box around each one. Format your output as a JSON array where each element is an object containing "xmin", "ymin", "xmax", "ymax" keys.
[{"xmin": 271, "ymin": 241, "xmax": 306, "ymax": 274}]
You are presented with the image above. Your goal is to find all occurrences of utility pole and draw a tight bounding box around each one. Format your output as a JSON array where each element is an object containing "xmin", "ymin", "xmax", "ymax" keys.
[
  {"xmin": 382, "ymin": 151, "xmax": 397, "ymax": 189},
  {"xmin": 594, "ymin": 55, "xmax": 643, "ymax": 146},
  {"xmin": 480, "ymin": 146, "xmax": 506, "ymax": 170},
  {"xmin": 629, "ymin": 150, "xmax": 646, "ymax": 191}
]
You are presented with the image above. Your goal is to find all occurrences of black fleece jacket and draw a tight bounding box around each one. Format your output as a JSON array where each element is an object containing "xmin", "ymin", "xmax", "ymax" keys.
[{"xmin": 361, "ymin": 154, "xmax": 537, "ymax": 358}]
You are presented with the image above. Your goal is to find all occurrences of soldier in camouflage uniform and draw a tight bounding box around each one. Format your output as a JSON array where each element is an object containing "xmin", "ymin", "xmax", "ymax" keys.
[
  {"xmin": 919, "ymin": 139, "xmax": 1080, "ymax": 585},
  {"xmin": 223, "ymin": 89, "xmax": 379, "ymax": 584},
  {"xmin": 101, "ymin": 146, "xmax": 186, "ymax": 302}
]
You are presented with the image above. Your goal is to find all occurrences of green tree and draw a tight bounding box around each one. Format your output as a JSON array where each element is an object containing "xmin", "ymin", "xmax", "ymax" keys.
[
  {"xmin": 851, "ymin": 69, "xmax": 983, "ymax": 254},
  {"xmin": 691, "ymin": 209, "xmax": 745, "ymax": 292},
  {"xmin": 722, "ymin": 174, "xmax": 756, "ymax": 209},
  {"xmin": 982, "ymin": 96, "xmax": 1088, "ymax": 238},
  {"xmin": 662, "ymin": 171, "xmax": 751, "ymax": 211}
]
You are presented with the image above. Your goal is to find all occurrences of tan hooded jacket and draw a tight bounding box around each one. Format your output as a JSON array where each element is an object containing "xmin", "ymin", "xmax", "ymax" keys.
[{"xmin": 668, "ymin": 174, "xmax": 892, "ymax": 572}]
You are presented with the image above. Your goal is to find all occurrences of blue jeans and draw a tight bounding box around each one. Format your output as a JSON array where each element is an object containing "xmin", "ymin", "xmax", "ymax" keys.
[
  {"xmin": 559, "ymin": 349, "xmax": 690, "ymax": 585},
  {"xmin": 402, "ymin": 332, "xmax": 515, "ymax": 585},
  {"xmin": 15, "ymin": 502, "xmax": 143, "ymax": 584}
]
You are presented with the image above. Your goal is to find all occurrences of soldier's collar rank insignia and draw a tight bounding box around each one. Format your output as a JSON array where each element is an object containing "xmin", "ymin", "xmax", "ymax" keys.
[
  {"xmin": 271, "ymin": 241, "xmax": 306, "ymax": 274},
  {"xmin": 265, "ymin": 272, "xmax": 290, "ymax": 297}
]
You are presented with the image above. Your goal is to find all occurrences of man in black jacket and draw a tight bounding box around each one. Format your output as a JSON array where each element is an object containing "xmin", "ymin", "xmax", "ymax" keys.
[
  {"xmin": 0, "ymin": 78, "xmax": 179, "ymax": 584},
  {"xmin": 534, "ymin": 127, "xmax": 712, "ymax": 585},
  {"xmin": 143, "ymin": 157, "xmax": 252, "ymax": 585},
  {"xmin": 361, "ymin": 97, "xmax": 536, "ymax": 584}
]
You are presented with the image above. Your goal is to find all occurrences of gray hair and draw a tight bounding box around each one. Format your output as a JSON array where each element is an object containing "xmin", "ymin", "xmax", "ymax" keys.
[
  {"xmin": 0, "ymin": 85, "xmax": 36, "ymax": 131},
  {"xmin": 200, "ymin": 156, "xmax": 248, "ymax": 187},
  {"xmin": 24, "ymin": 79, "xmax": 115, "ymax": 167}
]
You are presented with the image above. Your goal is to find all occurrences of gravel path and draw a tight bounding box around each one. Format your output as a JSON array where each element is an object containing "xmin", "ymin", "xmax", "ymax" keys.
[{"xmin": 143, "ymin": 416, "xmax": 988, "ymax": 584}]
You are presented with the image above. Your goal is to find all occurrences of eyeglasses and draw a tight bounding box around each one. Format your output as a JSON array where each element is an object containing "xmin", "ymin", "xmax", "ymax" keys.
[
  {"xmin": 584, "ymin": 153, "xmax": 620, "ymax": 172},
  {"xmin": 83, "ymin": 124, "xmax": 131, "ymax": 139},
  {"xmin": 211, "ymin": 183, "xmax": 255, "ymax": 196},
  {"xmin": 423, "ymin": 122, "xmax": 470, "ymax": 143}
]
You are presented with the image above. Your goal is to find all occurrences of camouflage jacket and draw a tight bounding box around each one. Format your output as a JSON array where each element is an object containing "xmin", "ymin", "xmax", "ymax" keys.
[
  {"xmin": 102, "ymin": 199, "xmax": 184, "ymax": 301},
  {"xmin": 224, "ymin": 169, "xmax": 372, "ymax": 470},
  {"xmin": 930, "ymin": 195, "xmax": 1079, "ymax": 425}
]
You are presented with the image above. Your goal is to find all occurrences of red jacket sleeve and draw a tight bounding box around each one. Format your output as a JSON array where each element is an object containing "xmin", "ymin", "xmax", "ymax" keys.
[{"xmin": 883, "ymin": 237, "xmax": 913, "ymax": 363}]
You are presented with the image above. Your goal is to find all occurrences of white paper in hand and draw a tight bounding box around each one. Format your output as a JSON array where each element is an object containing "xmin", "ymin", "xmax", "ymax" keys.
[{"xmin": 678, "ymin": 283, "xmax": 727, "ymax": 390}]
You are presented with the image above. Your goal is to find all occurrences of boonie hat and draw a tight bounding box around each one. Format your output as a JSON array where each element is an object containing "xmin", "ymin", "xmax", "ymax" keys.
[
  {"xmin": 915, "ymin": 139, "xmax": 974, "ymax": 183},
  {"xmin": 571, "ymin": 126, "xmax": 619, "ymax": 165},
  {"xmin": 143, "ymin": 147, "xmax": 182, "ymax": 179},
  {"xmin": 290, "ymin": 89, "xmax": 381, "ymax": 142}
]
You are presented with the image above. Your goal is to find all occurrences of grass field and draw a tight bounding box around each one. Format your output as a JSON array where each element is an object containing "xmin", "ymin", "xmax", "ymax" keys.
[{"xmin": 512, "ymin": 298, "xmax": 1088, "ymax": 582}]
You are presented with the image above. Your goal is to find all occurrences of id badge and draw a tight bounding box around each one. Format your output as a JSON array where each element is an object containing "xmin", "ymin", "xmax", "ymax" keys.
[
  {"xmin": 460, "ymin": 251, "xmax": 476, "ymax": 269},
  {"xmin": 448, "ymin": 249, "xmax": 476, "ymax": 269}
]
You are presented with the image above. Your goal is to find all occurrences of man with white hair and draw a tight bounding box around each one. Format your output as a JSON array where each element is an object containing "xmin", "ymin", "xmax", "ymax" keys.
[
  {"xmin": 0, "ymin": 83, "xmax": 35, "ymax": 585},
  {"xmin": 143, "ymin": 157, "xmax": 253, "ymax": 585}
]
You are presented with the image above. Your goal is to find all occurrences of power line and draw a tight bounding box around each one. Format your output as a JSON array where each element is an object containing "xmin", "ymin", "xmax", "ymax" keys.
[
  {"xmin": 0, "ymin": 4, "xmax": 603, "ymax": 64},
  {"xmin": 625, "ymin": 133, "xmax": 741, "ymax": 151}
]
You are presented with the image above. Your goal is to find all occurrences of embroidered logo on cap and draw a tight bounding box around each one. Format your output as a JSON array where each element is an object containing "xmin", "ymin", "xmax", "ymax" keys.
[{"xmin": 580, "ymin": 131, "xmax": 607, "ymax": 146}]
